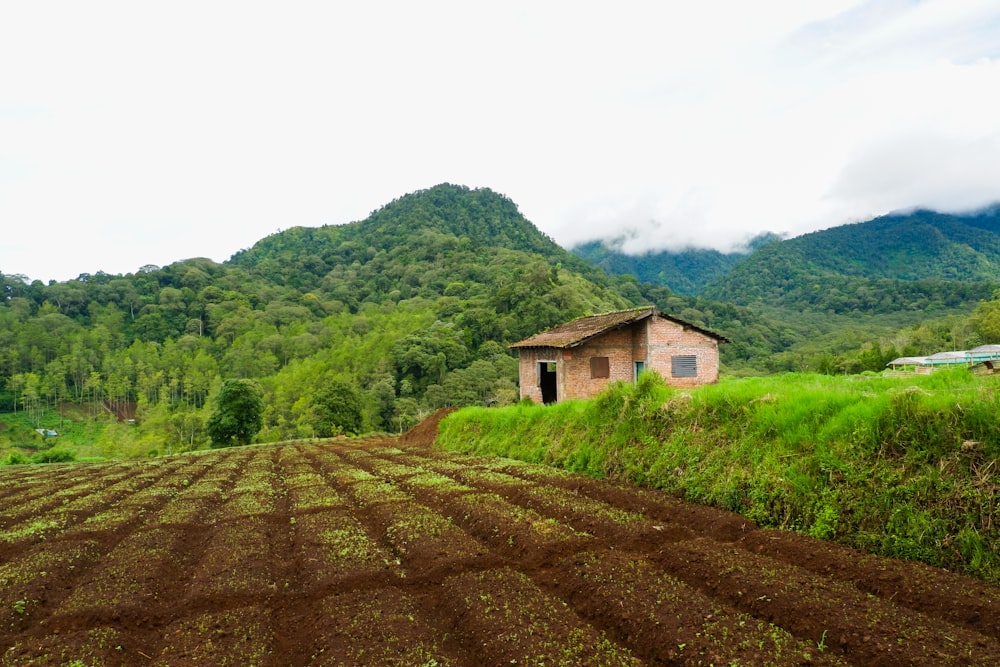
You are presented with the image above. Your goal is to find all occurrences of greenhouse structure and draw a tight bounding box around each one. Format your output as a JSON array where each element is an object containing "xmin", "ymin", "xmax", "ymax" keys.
[{"xmin": 886, "ymin": 344, "xmax": 1000, "ymax": 373}]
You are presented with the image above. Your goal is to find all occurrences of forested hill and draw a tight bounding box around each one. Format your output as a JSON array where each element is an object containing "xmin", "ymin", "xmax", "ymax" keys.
[
  {"xmin": 0, "ymin": 184, "xmax": 650, "ymax": 453},
  {"xmin": 230, "ymin": 183, "xmax": 610, "ymax": 291},
  {"xmin": 702, "ymin": 208, "xmax": 1000, "ymax": 313},
  {"xmin": 731, "ymin": 207, "xmax": 1000, "ymax": 282},
  {"xmin": 573, "ymin": 206, "xmax": 1000, "ymax": 315}
]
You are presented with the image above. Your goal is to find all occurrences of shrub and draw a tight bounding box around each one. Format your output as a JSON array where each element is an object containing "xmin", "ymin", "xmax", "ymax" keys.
[
  {"xmin": 2, "ymin": 450, "xmax": 30, "ymax": 465},
  {"xmin": 30, "ymin": 447, "xmax": 78, "ymax": 463}
]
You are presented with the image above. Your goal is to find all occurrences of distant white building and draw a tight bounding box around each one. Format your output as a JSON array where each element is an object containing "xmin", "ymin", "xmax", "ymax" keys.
[{"xmin": 886, "ymin": 344, "xmax": 1000, "ymax": 373}]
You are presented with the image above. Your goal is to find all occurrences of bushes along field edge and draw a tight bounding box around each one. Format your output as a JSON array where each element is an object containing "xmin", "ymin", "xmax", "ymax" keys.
[{"xmin": 436, "ymin": 369, "xmax": 1000, "ymax": 585}]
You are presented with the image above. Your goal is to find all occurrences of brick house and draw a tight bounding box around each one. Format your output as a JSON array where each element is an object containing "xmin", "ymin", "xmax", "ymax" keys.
[{"xmin": 509, "ymin": 307, "xmax": 728, "ymax": 404}]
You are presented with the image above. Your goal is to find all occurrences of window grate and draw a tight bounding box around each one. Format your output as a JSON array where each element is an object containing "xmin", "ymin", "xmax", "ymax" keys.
[{"xmin": 671, "ymin": 355, "xmax": 697, "ymax": 378}]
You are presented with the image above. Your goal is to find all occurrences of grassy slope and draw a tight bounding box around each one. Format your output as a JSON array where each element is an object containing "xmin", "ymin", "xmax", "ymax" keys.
[
  {"xmin": 0, "ymin": 405, "xmax": 151, "ymax": 463},
  {"xmin": 437, "ymin": 370, "xmax": 1000, "ymax": 584}
]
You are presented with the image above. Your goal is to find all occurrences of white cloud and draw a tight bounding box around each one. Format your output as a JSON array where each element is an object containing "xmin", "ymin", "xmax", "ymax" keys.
[
  {"xmin": 829, "ymin": 132, "xmax": 1000, "ymax": 213},
  {"xmin": 1, "ymin": 1, "xmax": 999, "ymax": 281}
]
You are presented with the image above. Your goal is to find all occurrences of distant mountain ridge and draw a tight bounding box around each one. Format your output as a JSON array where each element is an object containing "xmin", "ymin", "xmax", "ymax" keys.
[
  {"xmin": 572, "ymin": 233, "xmax": 780, "ymax": 295},
  {"xmin": 573, "ymin": 207, "xmax": 1000, "ymax": 314},
  {"xmin": 749, "ymin": 208, "xmax": 1000, "ymax": 281}
]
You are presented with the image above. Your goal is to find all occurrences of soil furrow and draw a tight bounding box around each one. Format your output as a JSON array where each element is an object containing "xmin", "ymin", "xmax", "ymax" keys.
[
  {"xmin": 538, "ymin": 549, "xmax": 851, "ymax": 666},
  {"xmin": 649, "ymin": 538, "xmax": 1000, "ymax": 665},
  {"xmin": 7, "ymin": 449, "xmax": 255, "ymax": 666},
  {"xmin": 3, "ymin": 436, "xmax": 1000, "ymax": 666}
]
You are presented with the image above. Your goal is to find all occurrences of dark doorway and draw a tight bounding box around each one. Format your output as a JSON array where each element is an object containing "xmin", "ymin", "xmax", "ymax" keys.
[{"xmin": 539, "ymin": 362, "xmax": 557, "ymax": 404}]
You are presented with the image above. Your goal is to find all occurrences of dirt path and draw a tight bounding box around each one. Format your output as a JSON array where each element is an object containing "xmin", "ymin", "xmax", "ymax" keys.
[{"xmin": 2, "ymin": 437, "xmax": 999, "ymax": 666}]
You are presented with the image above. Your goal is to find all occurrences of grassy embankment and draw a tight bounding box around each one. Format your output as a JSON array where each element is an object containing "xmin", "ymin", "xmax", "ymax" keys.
[{"xmin": 437, "ymin": 369, "xmax": 1000, "ymax": 585}]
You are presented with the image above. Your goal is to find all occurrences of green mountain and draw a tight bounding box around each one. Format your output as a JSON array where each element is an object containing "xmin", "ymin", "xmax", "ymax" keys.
[
  {"xmin": 746, "ymin": 208, "xmax": 1000, "ymax": 282},
  {"xmin": 571, "ymin": 207, "xmax": 1000, "ymax": 315},
  {"xmin": 230, "ymin": 183, "xmax": 615, "ymax": 302},
  {"xmin": 572, "ymin": 233, "xmax": 780, "ymax": 295},
  {"xmin": 228, "ymin": 183, "xmax": 629, "ymax": 338},
  {"xmin": 702, "ymin": 208, "xmax": 1000, "ymax": 313},
  {"xmin": 0, "ymin": 184, "xmax": 644, "ymax": 455}
]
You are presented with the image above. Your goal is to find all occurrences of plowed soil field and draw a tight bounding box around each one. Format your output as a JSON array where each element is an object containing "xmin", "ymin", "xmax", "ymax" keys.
[{"xmin": 2, "ymin": 434, "xmax": 999, "ymax": 666}]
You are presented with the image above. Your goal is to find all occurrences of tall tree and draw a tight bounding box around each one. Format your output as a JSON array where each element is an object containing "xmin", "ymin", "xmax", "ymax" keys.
[
  {"xmin": 206, "ymin": 379, "xmax": 264, "ymax": 448},
  {"xmin": 310, "ymin": 378, "xmax": 365, "ymax": 437}
]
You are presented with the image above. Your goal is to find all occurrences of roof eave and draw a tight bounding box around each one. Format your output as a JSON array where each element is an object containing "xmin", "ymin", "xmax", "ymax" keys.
[{"xmin": 509, "ymin": 307, "xmax": 730, "ymax": 347}]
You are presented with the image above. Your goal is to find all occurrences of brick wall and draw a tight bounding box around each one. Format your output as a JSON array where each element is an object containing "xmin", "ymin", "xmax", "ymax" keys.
[
  {"xmin": 645, "ymin": 317, "xmax": 720, "ymax": 388},
  {"xmin": 515, "ymin": 315, "xmax": 721, "ymax": 401},
  {"xmin": 516, "ymin": 347, "xmax": 558, "ymax": 403},
  {"xmin": 560, "ymin": 327, "xmax": 635, "ymax": 400}
]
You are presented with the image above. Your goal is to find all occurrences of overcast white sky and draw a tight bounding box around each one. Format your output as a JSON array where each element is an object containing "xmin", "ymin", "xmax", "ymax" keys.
[{"xmin": 2, "ymin": 1, "xmax": 1000, "ymax": 282}]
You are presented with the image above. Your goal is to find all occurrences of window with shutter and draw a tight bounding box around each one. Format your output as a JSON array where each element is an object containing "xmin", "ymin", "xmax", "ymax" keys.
[
  {"xmin": 590, "ymin": 356, "xmax": 610, "ymax": 378},
  {"xmin": 671, "ymin": 355, "xmax": 697, "ymax": 378}
]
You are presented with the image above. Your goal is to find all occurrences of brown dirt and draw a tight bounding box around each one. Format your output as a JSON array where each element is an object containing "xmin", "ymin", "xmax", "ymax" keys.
[
  {"xmin": 1, "ymin": 434, "xmax": 999, "ymax": 666},
  {"xmin": 397, "ymin": 407, "xmax": 458, "ymax": 448}
]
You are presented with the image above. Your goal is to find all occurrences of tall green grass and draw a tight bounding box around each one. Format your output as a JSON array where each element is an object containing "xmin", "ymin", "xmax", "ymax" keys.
[{"xmin": 438, "ymin": 369, "xmax": 1000, "ymax": 584}]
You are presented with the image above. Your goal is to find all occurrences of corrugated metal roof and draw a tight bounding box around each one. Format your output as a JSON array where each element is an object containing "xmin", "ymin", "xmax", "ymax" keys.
[
  {"xmin": 887, "ymin": 356, "xmax": 928, "ymax": 366},
  {"xmin": 887, "ymin": 344, "xmax": 1000, "ymax": 369},
  {"xmin": 509, "ymin": 306, "xmax": 728, "ymax": 349},
  {"xmin": 926, "ymin": 351, "xmax": 968, "ymax": 361},
  {"xmin": 917, "ymin": 350, "xmax": 970, "ymax": 366}
]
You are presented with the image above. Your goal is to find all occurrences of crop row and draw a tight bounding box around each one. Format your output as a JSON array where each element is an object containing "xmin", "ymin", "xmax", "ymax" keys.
[{"xmin": 2, "ymin": 440, "xmax": 999, "ymax": 666}]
